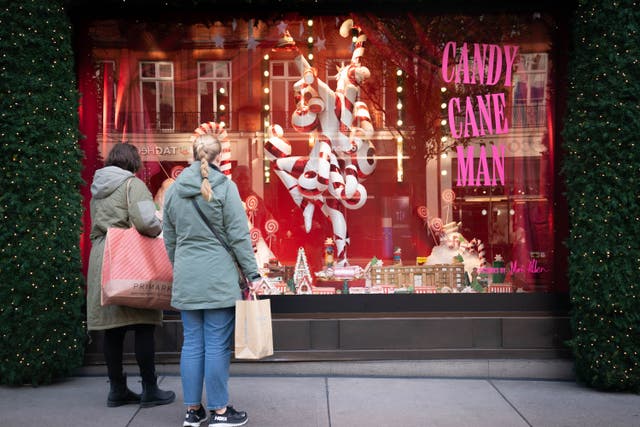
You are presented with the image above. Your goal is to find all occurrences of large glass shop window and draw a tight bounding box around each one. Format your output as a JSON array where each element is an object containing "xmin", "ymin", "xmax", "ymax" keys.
[{"xmin": 84, "ymin": 13, "xmax": 560, "ymax": 295}]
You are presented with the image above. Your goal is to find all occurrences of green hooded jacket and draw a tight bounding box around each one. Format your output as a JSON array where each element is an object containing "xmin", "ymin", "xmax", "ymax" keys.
[
  {"xmin": 87, "ymin": 166, "xmax": 163, "ymax": 330},
  {"xmin": 162, "ymin": 162, "xmax": 260, "ymax": 310}
]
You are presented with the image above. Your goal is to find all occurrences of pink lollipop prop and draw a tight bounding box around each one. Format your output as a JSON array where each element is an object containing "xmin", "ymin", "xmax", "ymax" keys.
[
  {"xmin": 441, "ymin": 189, "xmax": 456, "ymax": 223},
  {"xmin": 264, "ymin": 219, "xmax": 279, "ymax": 249},
  {"xmin": 245, "ymin": 195, "xmax": 259, "ymax": 226},
  {"xmin": 430, "ymin": 217, "xmax": 443, "ymax": 233},
  {"xmin": 170, "ymin": 165, "xmax": 184, "ymax": 179},
  {"xmin": 249, "ymin": 228, "xmax": 261, "ymax": 245},
  {"xmin": 417, "ymin": 206, "xmax": 429, "ymax": 225}
]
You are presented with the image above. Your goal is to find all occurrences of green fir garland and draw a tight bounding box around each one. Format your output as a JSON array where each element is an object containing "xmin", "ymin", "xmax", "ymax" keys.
[
  {"xmin": 562, "ymin": 0, "xmax": 640, "ymax": 392},
  {"xmin": 0, "ymin": 0, "xmax": 86, "ymax": 385}
]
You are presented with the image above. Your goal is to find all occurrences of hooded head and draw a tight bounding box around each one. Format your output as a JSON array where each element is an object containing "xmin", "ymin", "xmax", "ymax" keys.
[{"xmin": 105, "ymin": 143, "xmax": 141, "ymax": 173}]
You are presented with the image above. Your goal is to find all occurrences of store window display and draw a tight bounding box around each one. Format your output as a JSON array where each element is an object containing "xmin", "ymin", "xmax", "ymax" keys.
[{"xmin": 80, "ymin": 12, "xmax": 562, "ymax": 295}]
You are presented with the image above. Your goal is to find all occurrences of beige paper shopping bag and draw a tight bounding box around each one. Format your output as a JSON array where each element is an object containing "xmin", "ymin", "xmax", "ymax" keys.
[{"xmin": 234, "ymin": 297, "xmax": 274, "ymax": 360}]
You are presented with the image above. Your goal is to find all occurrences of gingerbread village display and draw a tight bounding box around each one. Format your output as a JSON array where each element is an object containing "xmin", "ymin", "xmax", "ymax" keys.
[{"xmin": 252, "ymin": 220, "xmax": 515, "ymax": 296}]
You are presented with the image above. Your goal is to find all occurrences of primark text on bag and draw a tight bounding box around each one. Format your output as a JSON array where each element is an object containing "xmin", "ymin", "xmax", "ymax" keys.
[
  {"xmin": 101, "ymin": 227, "xmax": 174, "ymax": 311},
  {"xmin": 234, "ymin": 296, "xmax": 273, "ymax": 360}
]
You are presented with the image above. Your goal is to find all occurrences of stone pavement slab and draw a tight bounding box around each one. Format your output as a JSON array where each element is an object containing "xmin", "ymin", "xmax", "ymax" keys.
[
  {"xmin": 0, "ymin": 376, "xmax": 141, "ymax": 427},
  {"xmin": 493, "ymin": 379, "xmax": 640, "ymax": 427},
  {"xmin": 129, "ymin": 376, "xmax": 330, "ymax": 427},
  {"xmin": 328, "ymin": 377, "xmax": 528, "ymax": 427}
]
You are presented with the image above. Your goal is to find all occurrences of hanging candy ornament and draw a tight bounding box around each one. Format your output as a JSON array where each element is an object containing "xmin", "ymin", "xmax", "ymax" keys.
[
  {"xmin": 264, "ymin": 218, "xmax": 279, "ymax": 249},
  {"xmin": 245, "ymin": 195, "xmax": 259, "ymax": 226}
]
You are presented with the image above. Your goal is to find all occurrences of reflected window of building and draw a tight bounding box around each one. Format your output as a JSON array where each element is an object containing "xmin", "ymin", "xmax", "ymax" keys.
[
  {"xmin": 139, "ymin": 61, "xmax": 175, "ymax": 132},
  {"xmin": 198, "ymin": 61, "xmax": 232, "ymax": 127},
  {"xmin": 95, "ymin": 60, "xmax": 116, "ymax": 131},
  {"xmin": 270, "ymin": 60, "xmax": 301, "ymax": 130},
  {"xmin": 512, "ymin": 53, "xmax": 548, "ymax": 128}
]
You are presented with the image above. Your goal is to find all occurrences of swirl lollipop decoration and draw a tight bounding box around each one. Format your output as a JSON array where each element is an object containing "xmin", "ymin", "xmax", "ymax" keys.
[
  {"xmin": 429, "ymin": 217, "xmax": 444, "ymax": 244},
  {"xmin": 249, "ymin": 227, "xmax": 262, "ymax": 247},
  {"xmin": 264, "ymin": 218, "xmax": 279, "ymax": 249},
  {"xmin": 417, "ymin": 205, "xmax": 429, "ymax": 226},
  {"xmin": 430, "ymin": 217, "xmax": 444, "ymax": 233},
  {"xmin": 170, "ymin": 165, "xmax": 184, "ymax": 179},
  {"xmin": 245, "ymin": 194, "xmax": 259, "ymax": 227},
  {"xmin": 441, "ymin": 189, "xmax": 456, "ymax": 223}
]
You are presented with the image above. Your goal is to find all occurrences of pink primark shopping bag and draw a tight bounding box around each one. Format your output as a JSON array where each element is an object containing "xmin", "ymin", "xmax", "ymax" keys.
[{"xmin": 101, "ymin": 227, "xmax": 174, "ymax": 310}]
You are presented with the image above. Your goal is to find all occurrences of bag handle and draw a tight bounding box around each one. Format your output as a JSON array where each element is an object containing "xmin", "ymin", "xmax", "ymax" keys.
[
  {"xmin": 124, "ymin": 177, "xmax": 134, "ymax": 226},
  {"xmin": 191, "ymin": 198, "xmax": 249, "ymax": 290}
]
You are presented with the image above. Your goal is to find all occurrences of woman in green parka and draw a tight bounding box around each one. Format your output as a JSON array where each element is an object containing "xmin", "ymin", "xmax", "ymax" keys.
[
  {"xmin": 87, "ymin": 143, "xmax": 175, "ymax": 408},
  {"xmin": 163, "ymin": 127, "xmax": 261, "ymax": 427}
]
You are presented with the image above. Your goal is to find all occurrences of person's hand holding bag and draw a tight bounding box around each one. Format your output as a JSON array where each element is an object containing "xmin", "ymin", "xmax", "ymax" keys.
[{"xmin": 249, "ymin": 278, "xmax": 262, "ymax": 293}]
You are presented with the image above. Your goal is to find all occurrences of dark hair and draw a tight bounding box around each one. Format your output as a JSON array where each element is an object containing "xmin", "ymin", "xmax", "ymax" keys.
[{"xmin": 105, "ymin": 143, "xmax": 141, "ymax": 173}]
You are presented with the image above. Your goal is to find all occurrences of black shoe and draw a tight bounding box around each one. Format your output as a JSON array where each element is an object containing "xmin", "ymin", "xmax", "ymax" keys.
[
  {"xmin": 107, "ymin": 374, "xmax": 141, "ymax": 407},
  {"xmin": 209, "ymin": 406, "xmax": 248, "ymax": 426},
  {"xmin": 140, "ymin": 378, "xmax": 176, "ymax": 407},
  {"xmin": 184, "ymin": 405, "xmax": 208, "ymax": 427}
]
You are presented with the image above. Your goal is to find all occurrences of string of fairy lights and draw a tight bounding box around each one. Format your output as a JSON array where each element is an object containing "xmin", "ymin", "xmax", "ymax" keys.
[
  {"xmin": 260, "ymin": 18, "xmax": 315, "ymax": 183},
  {"xmin": 396, "ymin": 67, "xmax": 404, "ymax": 182}
]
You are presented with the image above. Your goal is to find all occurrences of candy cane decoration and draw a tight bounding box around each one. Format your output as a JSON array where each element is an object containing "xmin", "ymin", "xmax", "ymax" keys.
[
  {"xmin": 349, "ymin": 136, "xmax": 377, "ymax": 181},
  {"xmin": 352, "ymin": 101, "xmax": 374, "ymax": 138},
  {"xmin": 476, "ymin": 240, "xmax": 486, "ymax": 266},
  {"xmin": 465, "ymin": 238, "xmax": 487, "ymax": 267},
  {"xmin": 264, "ymin": 219, "xmax": 279, "ymax": 250},
  {"xmin": 192, "ymin": 121, "xmax": 232, "ymax": 177},
  {"xmin": 264, "ymin": 125, "xmax": 291, "ymax": 160},
  {"xmin": 322, "ymin": 198, "xmax": 349, "ymax": 260},
  {"xmin": 266, "ymin": 19, "xmax": 376, "ymax": 265}
]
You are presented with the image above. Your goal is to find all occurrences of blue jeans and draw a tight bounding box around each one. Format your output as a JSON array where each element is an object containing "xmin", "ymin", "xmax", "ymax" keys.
[{"xmin": 180, "ymin": 307, "xmax": 235, "ymax": 410}]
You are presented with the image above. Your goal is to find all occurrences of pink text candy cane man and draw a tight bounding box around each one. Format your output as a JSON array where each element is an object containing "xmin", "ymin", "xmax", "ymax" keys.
[{"xmin": 264, "ymin": 19, "xmax": 377, "ymax": 266}]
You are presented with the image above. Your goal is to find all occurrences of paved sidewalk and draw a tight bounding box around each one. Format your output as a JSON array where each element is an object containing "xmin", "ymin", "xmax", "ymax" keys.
[{"xmin": 1, "ymin": 366, "xmax": 639, "ymax": 426}]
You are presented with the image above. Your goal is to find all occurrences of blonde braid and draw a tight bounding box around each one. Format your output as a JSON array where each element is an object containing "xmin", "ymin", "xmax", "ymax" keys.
[{"xmin": 193, "ymin": 134, "xmax": 221, "ymax": 202}]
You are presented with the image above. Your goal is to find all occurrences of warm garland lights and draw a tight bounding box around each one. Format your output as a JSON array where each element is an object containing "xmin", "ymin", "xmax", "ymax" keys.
[
  {"xmin": 563, "ymin": 0, "xmax": 640, "ymax": 392},
  {"xmin": 0, "ymin": 1, "xmax": 86, "ymax": 385}
]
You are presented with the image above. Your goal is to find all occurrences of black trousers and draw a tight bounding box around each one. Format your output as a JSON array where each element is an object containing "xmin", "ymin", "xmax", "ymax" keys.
[{"xmin": 103, "ymin": 324, "xmax": 156, "ymax": 384}]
